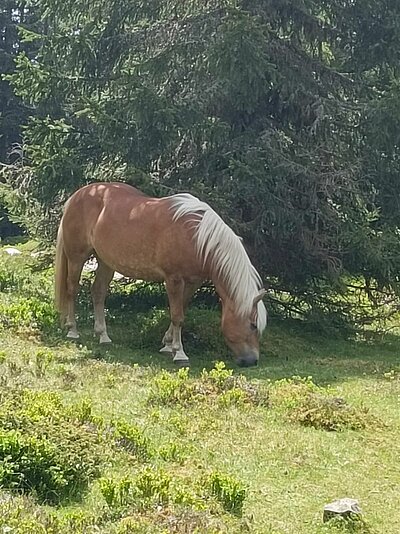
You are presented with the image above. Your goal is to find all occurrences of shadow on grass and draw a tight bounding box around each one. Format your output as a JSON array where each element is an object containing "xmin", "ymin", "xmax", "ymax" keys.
[{"xmin": 42, "ymin": 305, "xmax": 400, "ymax": 386}]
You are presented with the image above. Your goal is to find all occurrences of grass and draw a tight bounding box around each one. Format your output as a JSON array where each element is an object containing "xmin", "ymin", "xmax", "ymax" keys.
[{"xmin": 0, "ymin": 244, "xmax": 400, "ymax": 532}]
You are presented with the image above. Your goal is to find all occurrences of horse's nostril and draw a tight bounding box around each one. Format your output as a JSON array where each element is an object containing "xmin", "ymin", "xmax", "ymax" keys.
[{"xmin": 237, "ymin": 355, "xmax": 258, "ymax": 367}]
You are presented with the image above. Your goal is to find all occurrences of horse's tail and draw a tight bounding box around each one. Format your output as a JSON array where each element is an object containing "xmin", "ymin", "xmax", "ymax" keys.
[{"xmin": 54, "ymin": 220, "xmax": 68, "ymax": 325}]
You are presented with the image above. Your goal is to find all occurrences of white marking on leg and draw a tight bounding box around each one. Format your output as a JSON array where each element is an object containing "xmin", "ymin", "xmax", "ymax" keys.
[
  {"xmin": 171, "ymin": 324, "xmax": 189, "ymax": 362},
  {"xmin": 66, "ymin": 328, "xmax": 80, "ymax": 339},
  {"xmin": 91, "ymin": 261, "xmax": 114, "ymax": 345},
  {"xmin": 173, "ymin": 350, "xmax": 189, "ymax": 363},
  {"xmin": 160, "ymin": 345, "xmax": 173, "ymax": 353},
  {"xmin": 160, "ymin": 322, "xmax": 173, "ymax": 354},
  {"xmin": 99, "ymin": 332, "xmax": 112, "ymax": 344}
]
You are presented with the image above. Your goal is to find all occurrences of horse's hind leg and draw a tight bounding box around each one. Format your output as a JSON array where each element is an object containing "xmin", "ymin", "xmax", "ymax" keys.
[
  {"xmin": 91, "ymin": 260, "xmax": 114, "ymax": 343},
  {"xmin": 65, "ymin": 258, "xmax": 85, "ymax": 340}
]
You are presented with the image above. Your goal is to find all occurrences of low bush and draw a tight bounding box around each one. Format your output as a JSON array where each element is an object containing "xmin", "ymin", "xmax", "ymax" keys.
[
  {"xmin": 148, "ymin": 362, "xmax": 268, "ymax": 407},
  {"xmin": 100, "ymin": 468, "xmax": 172, "ymax": 509},
  {"xmin": 208, "ymin": 471, "xmax": 247, "ymax": 516},
  {"xmin": 0, "ymin": 492, "xmax": 99, "ymax": 533},
  {"xmin": 112, "ymin": 418, "xmax": 152, "ymax": 461},
  {"xmin": 0, "ymin": 297, "xmax": 57, "ymax": 332},
  {"xmin": 0, "ymin": 390, "xmax": 104, "ymax": 503},
  {"xmin": 270, "ymin": 377, "xmax": 373, "ymax": 431}
]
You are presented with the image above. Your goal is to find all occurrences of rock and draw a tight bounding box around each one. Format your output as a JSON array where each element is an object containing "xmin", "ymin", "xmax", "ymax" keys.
[
  {"xmin": 82, "ymin": 257, "xmax": 98, "ymax": 272},
  {"xmin": 323, "ymin": 498, "xmax": 362, "ymax": 522},
  {"xmin": 113, "ymin": 271, "xmax": 127, "ymax": 281},
  {"xmin": 3, "ymin": 247, "xmax": 21, "ymax": 256},
  {"xmin": 82, "ymin": 258, "xmax": 127, "ymax": 282}
]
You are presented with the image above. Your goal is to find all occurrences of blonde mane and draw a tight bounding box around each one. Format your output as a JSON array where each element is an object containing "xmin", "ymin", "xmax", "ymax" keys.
[{"xmin": 168, "ymin": 193, "xmax": 267, "ymax": 333}]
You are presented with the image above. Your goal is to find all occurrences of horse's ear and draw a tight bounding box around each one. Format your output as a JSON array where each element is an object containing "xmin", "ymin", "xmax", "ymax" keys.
[{"xmin": 253, "ymin": 289, "xmax": 267, "ymax": 307}]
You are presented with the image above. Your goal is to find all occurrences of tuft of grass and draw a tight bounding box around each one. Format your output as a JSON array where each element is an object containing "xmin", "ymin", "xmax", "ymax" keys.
[
  {"xmin": 100, "ymin": 468, "xmax": 172, "ymax": 510},
  {"xmin": 112, "ymin": 418, "xmax": 152, "ymax": 460},
  {"xmin": 290, "ymin": 393, "xmax": 371, "ymax": 431},
  {"xmin": 208, "ymin": 471, "xmax": 247, "ymax": 516},
  {"xmin": 134, "ymin": 467, "xmax": 172, "ymax": 506},
  {"xmin": 270, "ymin": 376, "xmax": 374, "ymax": 431},
  {"xmin": 34, "ymin": 348, "xmax": 54, "ymax": 378},
  {"xmin": 319, "ymin": 514, "xmax": 375, "ymax": 533},
  {"xmin": 100, "ymin": 476, "xmax": 135, "ymax": 508},
  {"xmin": 148, "ymin": 362, "xmax": 268, "ymax": 407},
  {"xmin": 158, "ymin": 440, "xmax": 186, "ymax": 463}
]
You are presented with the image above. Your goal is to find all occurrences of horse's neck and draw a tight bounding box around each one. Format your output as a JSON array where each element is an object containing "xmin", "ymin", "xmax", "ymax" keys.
[{"xmin": 212, "ymin": 274, "xmax": 232, "ymax": 307}]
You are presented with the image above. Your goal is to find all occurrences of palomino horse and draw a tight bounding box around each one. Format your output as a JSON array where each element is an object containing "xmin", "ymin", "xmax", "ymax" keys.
[{"xmin": 55, "ymin": 183, "xmax": 267, "ymax": 366}]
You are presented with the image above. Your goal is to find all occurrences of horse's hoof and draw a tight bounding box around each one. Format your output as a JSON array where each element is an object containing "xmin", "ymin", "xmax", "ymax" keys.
[
  {"xmin": 160, "ymin": 345, "xmax": 173, "ymax": 354},
  {"xmin": 66, "ymin": 332, "xmax": 80, "ymax": 340}
]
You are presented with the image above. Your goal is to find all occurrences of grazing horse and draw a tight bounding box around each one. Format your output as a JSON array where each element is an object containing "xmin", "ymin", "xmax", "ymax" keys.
[{"xmin": 55, "ymin": 183, "xmax": 267, "ymax": 366}]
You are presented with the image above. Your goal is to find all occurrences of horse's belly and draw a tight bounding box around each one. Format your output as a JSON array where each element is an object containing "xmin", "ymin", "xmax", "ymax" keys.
[
  {"xmin": 115, "ymin": 264, "xmax": 165, "ymax": 282},
  {"xmin": 93, "ymin": 246, "xmax": 165, "ymax": 281}
]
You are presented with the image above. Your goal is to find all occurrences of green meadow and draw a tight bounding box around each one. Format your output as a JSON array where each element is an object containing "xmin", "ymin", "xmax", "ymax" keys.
[{"xmin": 0, "ymin": 244, "xmax": 399, "ymax": 533}]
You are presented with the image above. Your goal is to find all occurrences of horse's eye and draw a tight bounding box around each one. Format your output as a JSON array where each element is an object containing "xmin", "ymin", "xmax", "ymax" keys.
[{"xmin": 250, "ymin": 322, "xmax": 257, "ymax": 331}]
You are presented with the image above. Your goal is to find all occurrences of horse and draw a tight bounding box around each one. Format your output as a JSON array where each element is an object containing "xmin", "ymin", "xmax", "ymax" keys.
[{"xmin": 54, "ymin": 182, "xmax": 267, "ymax": 367}]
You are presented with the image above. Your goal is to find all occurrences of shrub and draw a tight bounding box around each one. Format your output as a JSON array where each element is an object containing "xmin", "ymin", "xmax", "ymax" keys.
[
  {"xmin": 0, "ymin": 390, "xmax": 104, "ymax": 503},
  {"xmin": 34, "ymin": 349, "xmax": 54, "ymax": 378},
  {"xmin": 0, "ymin": 255, "xmax": 28, "ymax": 293},
  {"xmin": 0, "ymin": 421, "xmax": 102, "ymax": 503},
  {"xmin": 202, "ymin": 361, "xmax": 233, "ymax": 389},
  {"xmin": 0, "ymin": 297, "xmax": 57, "ymax": 332},
  {"xmin": 0, "ymin": 430, "xmax": 69, "ymax": 499},
  {"xmin": 290, "ymin": 394, "xmax": 370, "ymax": 431},
  {"xmin": 100, "ymin": 468, "xmax": 172, "ymax": 510},
  {"xmin": 147, "ymin": 367, "xmax": 195, "ymax": 405},
  {"xmin": 208, "ymin": 471, "xmax": 247, "ymax": 516},
  {"xmin": 270, "ymin": 377, "xmax": 373, "ymax": 431},
  {"xmin": 0, "ymin": 492, "xmax": 96, "ymax": 533},
  {"xmin": 112, "ymin": 419, "xmax": 152, "ymax": 460},
  {"xmin": 148, "ymin": 362, "xmax": 267, "ymax": 407}
]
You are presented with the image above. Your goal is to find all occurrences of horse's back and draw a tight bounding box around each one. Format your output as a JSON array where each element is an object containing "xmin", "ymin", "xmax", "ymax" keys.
[
  {"xmin": 61, "ymin": 182, "xmax": 201, "ymax": 281},
  {"xmin": 65, "ymin": 182, "xmax": 146, "ymax": 214}
]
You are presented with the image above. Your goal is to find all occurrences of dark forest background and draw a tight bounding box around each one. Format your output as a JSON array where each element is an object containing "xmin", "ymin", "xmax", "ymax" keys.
[{"xmin": 2, "ymin": 1, "xmax": 400, "ymax": 328}]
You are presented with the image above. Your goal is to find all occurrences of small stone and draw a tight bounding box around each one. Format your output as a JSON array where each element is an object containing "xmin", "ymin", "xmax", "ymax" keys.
[
  {"xmin": 82, "ymin": 257, "xmax": 98, "ymax": 272},
  {"xmin": 3, "ymin": 247, "xmax": 21, "ymax": 256},
  {"xmin": 323, "ymin": 498, "xmax": 362, "ymax": 522}
]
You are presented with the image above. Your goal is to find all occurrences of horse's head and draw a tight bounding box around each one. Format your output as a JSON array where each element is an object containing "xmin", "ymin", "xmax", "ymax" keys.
[{"xmin": 220, "ymin": 290, "xmax": 267, "ymax": 367}]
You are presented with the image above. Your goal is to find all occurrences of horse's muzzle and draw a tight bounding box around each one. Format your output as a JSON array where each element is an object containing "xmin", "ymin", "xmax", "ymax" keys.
[{"xmin": 236, "ymin": 351, "xmax": 259, "ymax": 367}]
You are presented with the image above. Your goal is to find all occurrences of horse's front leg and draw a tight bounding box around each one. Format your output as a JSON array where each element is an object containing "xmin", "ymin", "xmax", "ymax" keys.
[
  {"xmin": 160, "ymin": 322, "xmax": 174, "ymax": 354},
  {"xmin": 165, "ymin": 277, "xmax": 189, "ymax": 365}
]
